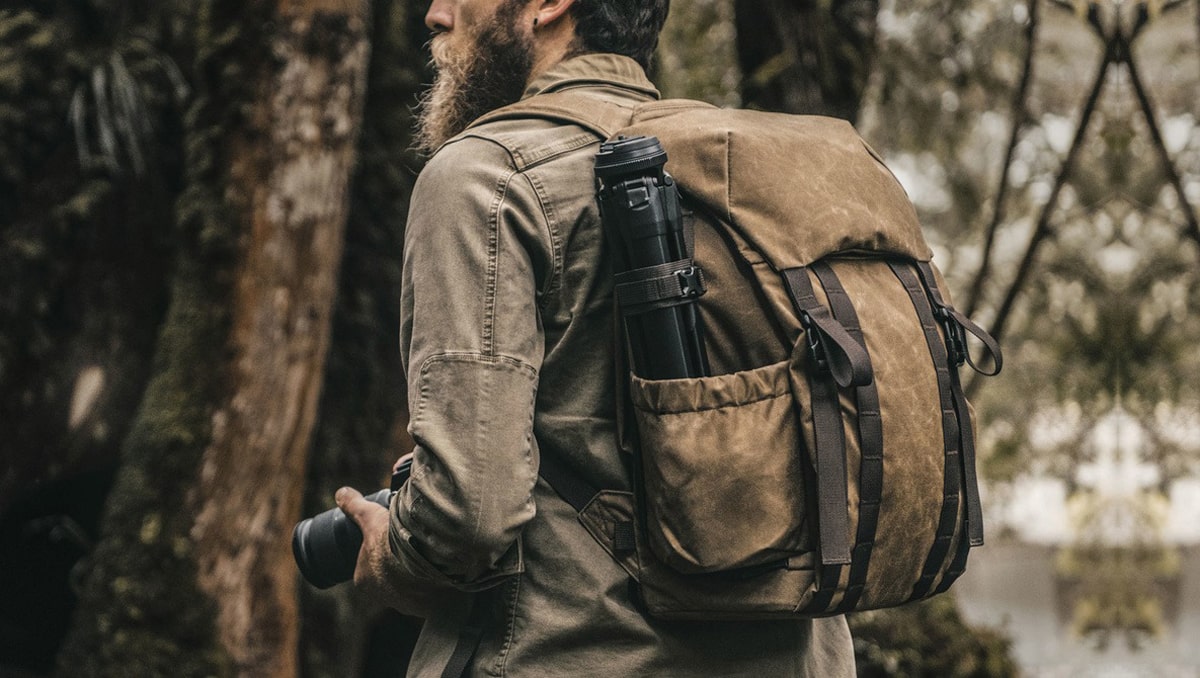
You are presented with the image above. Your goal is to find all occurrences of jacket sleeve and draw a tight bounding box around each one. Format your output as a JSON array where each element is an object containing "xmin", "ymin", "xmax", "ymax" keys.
[{"xmin": 386, "ymin": 135, "xmax": 554, "ymax": 591}]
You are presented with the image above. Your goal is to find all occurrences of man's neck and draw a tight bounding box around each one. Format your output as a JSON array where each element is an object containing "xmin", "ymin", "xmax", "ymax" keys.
[{"xmin": 525, "ymin": 17, "xmax": 578, "ymax": 89}]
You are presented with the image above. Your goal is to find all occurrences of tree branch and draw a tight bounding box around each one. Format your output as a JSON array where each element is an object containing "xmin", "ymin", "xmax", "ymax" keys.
[
  {"xmin": 967, "ymin": 38, "xmax": 1116, "ymax": 398},
  {"xmin": 963, "ymin": 0, "xmax": 1040, "ymax": 318},
  {"xmin": 1123, "ymin": 34, "xmax": 1200, "ymax": 246}
]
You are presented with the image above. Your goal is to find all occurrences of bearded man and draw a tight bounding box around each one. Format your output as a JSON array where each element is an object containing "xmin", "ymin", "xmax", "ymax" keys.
[{"xmin": 336, "ymin": 1, "xmax": 856, "ymax": 675}]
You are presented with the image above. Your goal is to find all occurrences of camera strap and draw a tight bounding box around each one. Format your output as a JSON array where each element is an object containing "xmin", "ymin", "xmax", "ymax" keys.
[{"xmin": 441, "ymin": 599, "xmax": 486, "ymax": 678}]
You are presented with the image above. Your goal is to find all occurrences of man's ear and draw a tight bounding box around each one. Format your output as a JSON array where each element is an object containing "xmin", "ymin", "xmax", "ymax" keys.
[{"xmin": 533, "ymin": 0, "xmax": 575, "ymax": 28}]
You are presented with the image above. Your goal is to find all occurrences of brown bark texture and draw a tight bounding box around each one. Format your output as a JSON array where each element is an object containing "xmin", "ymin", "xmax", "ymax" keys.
[
  {"xmin": 51, "ymin": 0, "xmax": 372, "ymax": 676},
  {"xmin": 298, "ymin": 0, "xmax": 428, "ymax": 673},
  {"xmin": 189, "ymin": 6, "xmax": 371, "ymax": 677}
]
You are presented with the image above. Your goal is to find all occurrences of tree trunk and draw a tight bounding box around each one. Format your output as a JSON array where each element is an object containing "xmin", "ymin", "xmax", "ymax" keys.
[
  {"xmin": 298, "ymin": 0, "xmax": 429, "ymax": 675},
  {"xmin": 56, "ymin": 0, "xmax": 371, "ymax": 675},
  {"xmin": 735, "ymin": 0, "xmax": 880, "ymax": 121},
  {"xmin": 0, "ymin": 4, "xmax": 181, "ymax": 671}
]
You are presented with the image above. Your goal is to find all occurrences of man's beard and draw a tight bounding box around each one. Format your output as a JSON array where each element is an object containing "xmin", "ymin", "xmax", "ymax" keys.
[{"xmin": 414, "ymin": 0, "xmax": 534, "ymax": 156}]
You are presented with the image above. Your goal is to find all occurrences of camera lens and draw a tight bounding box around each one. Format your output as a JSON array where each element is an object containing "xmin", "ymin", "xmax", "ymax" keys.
[{"xmin": 292, "ymin": 489, "xmax": 391, "ymax": 590}]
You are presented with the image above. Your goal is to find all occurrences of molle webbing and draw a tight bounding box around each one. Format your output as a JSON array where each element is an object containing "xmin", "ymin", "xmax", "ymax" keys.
[
  {"xmin": 783, "ymin": 268, "xmax": 855, "ymax": 568},
  {"xmin": 811, "ymin": 262, "xmax": 885, "ymax": 614},
  {"xmin": 890, "ymin": 262, "xmax": 970, "ymax": 600},
  {"xmin": 614, "ymin": 259, "xmax": 706, "ymax": 316}
]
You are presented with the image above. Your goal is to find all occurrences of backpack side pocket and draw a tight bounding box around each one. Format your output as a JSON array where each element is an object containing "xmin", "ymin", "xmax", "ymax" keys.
[{"xmin": 630, "ymin": 359, "xmax": 812, "ymax": 574}]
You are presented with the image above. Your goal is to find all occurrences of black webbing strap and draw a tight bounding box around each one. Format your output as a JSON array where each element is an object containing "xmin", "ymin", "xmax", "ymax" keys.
[
  {"xmin": 782, "ymin": 267, "xmax": 852, "ymax": 567},
  {"xmin": 538, "ymin": 451, "xmax": 598, "ymax": 514},
  {"xmin": 914, "ymin": 262, "xmax": 986, "ymax": 548},
  {"xmin": 783, "ymin": 269, "xmax": 873, "ymax": 390},
  {"xmin": 932, "ymin": 394, "xmax": 973, "ymax": 596},
  {"xmin": 442, "ymin": 601, "xmax": 486, "ymax": 678},
  {"xmin": 914, "ymin": 262, "xmax": 1003, "ymax": 377},
  {"xmin": 614, "ymin": 258, "xmax": 706, "ymax": 315},
  {"xmin": 811, "ymin": 262, "xmax": 883, "ymax": 614},
  {"xmin": 889, "ymin": 262, "xmax": 963, "ymax": 601}
]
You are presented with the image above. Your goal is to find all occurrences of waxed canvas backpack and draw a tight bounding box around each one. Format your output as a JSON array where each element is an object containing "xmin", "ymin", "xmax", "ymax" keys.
[{"xmin": 473, "ymin": 94, "xmax": 1003, "ymax": 619}]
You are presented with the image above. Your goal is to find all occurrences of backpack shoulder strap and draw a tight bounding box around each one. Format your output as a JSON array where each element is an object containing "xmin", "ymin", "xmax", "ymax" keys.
[{"xmin": 469, "ymin": 89, "xmax": 644, "ymax": 139}]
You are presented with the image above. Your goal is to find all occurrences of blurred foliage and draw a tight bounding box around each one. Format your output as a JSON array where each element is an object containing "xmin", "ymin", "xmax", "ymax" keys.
[
  {"xmin": 860, "ymin": 0, "xmax": 1200, "ymax": 651},
  {"xmin": 848, "ymin": 596, "xmax": 1018, "ymax": 677},
  {"xmin": 657, "ymin": 0, "xmax": 742, "ymax": 107},
  {"xmin": 736, "ymin": 0, "xmax": 880, "ymax": 120},
  {"xmin": 1056, "ymin": 544, "xmax": 1180, "ymax": 648}
]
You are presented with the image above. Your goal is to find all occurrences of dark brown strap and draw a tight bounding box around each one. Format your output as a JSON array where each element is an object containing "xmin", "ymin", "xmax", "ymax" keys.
[
  {"xmin": 914, "ymin": 262, "xmax": 986, "ymax": 547},
  {"xmin": 782, "ymin": 268, "xmax": 874, "ymax": 389},
  {"xmin": 932, "ymin": 354, "xmax": 978, "ymax": 595},
  {"xmin": 890, "ymin": 262, "xmax": 964, "ymax": 600},
  {"xmin": 811, "ymin": 262, "xmax": 883, "ymax": 614},
  {"xmin": 919, "ymin": 269, "xmax": 987, "ymax": 594},
  {"xmin": 782, "ymin": 267, "xmax": 852, "ymax": 567},
  {"xmin": 442, "ymin": 600, "xmax": 486, "ymax": 678},
  {"xmin": 914, "ymin": 262, "xmax": 1003, "ymax": 376}
]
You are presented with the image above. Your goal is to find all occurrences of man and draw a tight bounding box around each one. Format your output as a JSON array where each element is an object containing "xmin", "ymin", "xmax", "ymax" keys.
[{"xmin": 336, "ymin": 1, "xmax": 856, "ymax": 674}]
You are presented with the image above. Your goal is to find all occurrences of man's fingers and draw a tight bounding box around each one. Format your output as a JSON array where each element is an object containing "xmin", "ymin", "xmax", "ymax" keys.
[
  {"xmin": 334, "ymin": 485, "xmax": 362, "ymax": 507},
  {"xmin": 336, "ymin": 486, "xmax": 389, "ymax": 528},
  {"xmin": 393, "ymin": 452, "xmax": 414, "ymax": 474},
  {"xmin": 335, "ymin": 486, "xmax": 369, "ymax": 521}
]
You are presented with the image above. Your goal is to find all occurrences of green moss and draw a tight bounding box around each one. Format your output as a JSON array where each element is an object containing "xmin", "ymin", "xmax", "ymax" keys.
[{"xmin": 52, "ymin": 1, "xmax": 273, "ymax": 675}]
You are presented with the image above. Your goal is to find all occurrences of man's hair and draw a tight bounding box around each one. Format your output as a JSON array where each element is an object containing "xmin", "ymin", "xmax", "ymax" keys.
[{"xmin": 569, "ymin": 0, "xmax": 670, "ymax": 70}]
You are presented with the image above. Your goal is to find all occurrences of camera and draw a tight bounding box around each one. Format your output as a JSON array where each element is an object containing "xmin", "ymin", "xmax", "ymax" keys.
[{"xmin": 291, "ymin": 458, "xmax": 412, "ymax": 589}]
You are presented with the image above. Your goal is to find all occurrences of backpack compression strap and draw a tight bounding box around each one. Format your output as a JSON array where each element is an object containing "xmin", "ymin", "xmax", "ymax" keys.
[
  {"xmin": 890, "ymin": 261, "xmax": 1003, "ymax": 599},
  {"xmin": 811, "ymin": 262, "xmax": 885, "ymax": 614},
  {"xmin": 890, "ymin": 262, "xmax": 969, "ymax": 599},
  {"xmin": 781, "ymin": 267, "xmax": 875, "ymax": 568}
]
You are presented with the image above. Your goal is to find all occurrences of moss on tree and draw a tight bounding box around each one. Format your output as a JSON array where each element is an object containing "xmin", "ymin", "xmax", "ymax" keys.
[{"xmin": 54, "ymin": 1, "xmax": 270, "ymax": 675}]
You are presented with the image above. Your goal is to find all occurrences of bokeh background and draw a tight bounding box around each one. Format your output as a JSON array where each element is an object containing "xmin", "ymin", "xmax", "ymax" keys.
[{"xmin": 1, "ymin": 0, "xmax": 1197, "ymax": 676}]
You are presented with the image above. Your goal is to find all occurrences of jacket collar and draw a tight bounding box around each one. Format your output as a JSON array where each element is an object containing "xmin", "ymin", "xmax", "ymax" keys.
[{"xmin": 522, "ymin": 54, "xmax": 660, "ymax": 100}]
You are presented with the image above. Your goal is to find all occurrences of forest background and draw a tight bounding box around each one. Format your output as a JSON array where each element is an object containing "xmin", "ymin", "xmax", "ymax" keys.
[{"xmin": 1, "ymin": 0, "xmax": 1197, "ymax": 676}]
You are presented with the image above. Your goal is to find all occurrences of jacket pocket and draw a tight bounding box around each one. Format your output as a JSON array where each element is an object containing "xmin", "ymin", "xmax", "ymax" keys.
[{"xmin": 629, "ymin": 359, "xmax": 812, "ymax": 574}]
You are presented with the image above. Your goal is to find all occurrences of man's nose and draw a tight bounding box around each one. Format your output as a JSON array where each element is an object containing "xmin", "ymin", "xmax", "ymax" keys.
[{"xmin": 426, "ymin": 0, "xmax": 453, "ymax": 32}]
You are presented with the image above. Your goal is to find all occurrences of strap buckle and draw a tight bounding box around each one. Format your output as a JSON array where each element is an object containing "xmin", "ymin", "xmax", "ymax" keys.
[
  {"xmin": 934, "ymin": 306, "xmax": 967, "ymax": 367},
  {"xmin": 800, "ymin": 312, "xmax": 830, "ymax": 375},
  {"xmin": 674, "ymin": 266, "xmax": 703, "ymax": 298}
]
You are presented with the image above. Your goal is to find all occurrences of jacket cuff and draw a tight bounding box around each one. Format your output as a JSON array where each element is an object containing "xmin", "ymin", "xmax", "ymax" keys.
[{"xmin": 388, "ymin": 498, "xmax": 525, "ymax": 592}]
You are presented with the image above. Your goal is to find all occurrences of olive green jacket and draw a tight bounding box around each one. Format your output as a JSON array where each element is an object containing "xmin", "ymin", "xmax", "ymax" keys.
[{"xmin": 387, "ymin": 54, "xmax": 855, "ymax": 677}]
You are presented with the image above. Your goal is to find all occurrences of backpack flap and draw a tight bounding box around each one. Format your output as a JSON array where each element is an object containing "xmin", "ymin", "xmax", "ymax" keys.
[{"xmin": 623, "ymin": 102, "xmax": 932, "ymax": 269}]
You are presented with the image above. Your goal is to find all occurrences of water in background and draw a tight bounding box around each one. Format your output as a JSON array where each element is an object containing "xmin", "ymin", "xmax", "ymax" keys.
[{"xmin": 957, "ymin": 543, "xmax": 1200, "ymax": 677}]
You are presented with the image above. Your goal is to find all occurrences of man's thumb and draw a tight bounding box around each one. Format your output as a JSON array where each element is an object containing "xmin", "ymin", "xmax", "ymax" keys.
[{"xmin": 335, "ymin": 486, "xmax": 363, "ymax": 512}]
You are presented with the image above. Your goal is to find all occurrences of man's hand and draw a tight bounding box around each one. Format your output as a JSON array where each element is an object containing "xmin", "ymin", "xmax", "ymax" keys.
[
  {"xmin": 335, "ymin": 486, "xmax": 396, "ymax": 598},
  {"xmin": 335, "ymin": 485, "xmax": 442, "ymax": 616}
]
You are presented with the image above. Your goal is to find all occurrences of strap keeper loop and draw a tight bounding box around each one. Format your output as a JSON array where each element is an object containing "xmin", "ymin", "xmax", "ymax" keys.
[
  {"xmin": 674, "ymin": 266, "xmax": 703, "ymax": 298},
  {"xmin": 800, "ymin": 311, "xmax": 831, "ymax": 375},
  {"xmin": 933, "ymin": 306, "xmax": 967, "ymax": 367}
]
